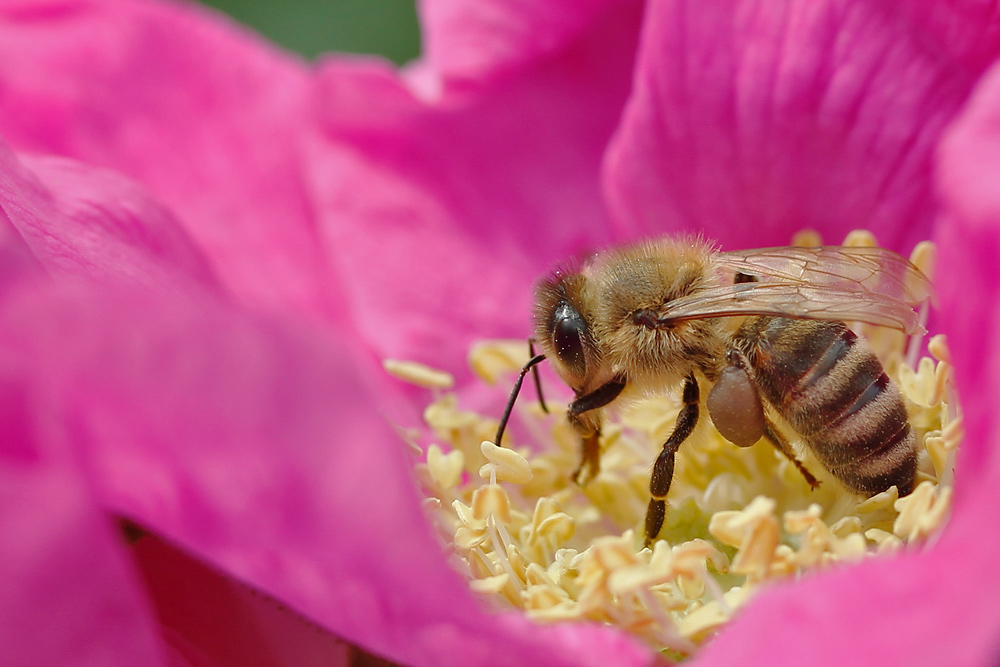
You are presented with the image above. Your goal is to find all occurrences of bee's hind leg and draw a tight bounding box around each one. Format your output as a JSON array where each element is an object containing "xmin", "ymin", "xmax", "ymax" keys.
[
  {"xmin": 645, "ymin": 374, "xmax": 700, "ymax": 547},
  {"xmin": 763, "ymin": 420, "xmax": 821, "ymax": 490}
]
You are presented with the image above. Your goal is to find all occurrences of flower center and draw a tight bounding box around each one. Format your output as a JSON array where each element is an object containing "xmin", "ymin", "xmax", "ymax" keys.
[{"xmin": 386, "ymin": 230, "xmax": 959, "ymax": 657}]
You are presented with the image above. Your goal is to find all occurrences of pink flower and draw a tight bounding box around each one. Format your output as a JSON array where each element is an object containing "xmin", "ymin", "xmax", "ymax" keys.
[{"xmin": 1, "ymin": 0, "xmax": 999, "ymax": 665}]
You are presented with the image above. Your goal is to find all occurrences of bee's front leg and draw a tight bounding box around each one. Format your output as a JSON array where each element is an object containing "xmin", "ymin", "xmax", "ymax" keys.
[
  {"xmin": 568, "ymin": 420, "xmax": 602, "ymax": 486},
  {"xmin": 567, "ymin": 376, "xmax": 626, "ymax": 484},
  {"xmin": 645, "ymin": 374, "xmax": 700, "ymax": 546}
]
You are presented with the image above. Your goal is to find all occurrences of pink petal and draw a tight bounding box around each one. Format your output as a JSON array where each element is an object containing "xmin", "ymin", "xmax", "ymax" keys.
[
  {"xmin": 887, "ymin": 1, "xmax": 1000, "ymax": 74},
  {"xmin": 419, "ymin": 0, "xmax": 633, "ymax": 83},
  {"xmin": 131, "ymin": 535, "xmax": 353, "ymax": 667},
  {"xmin": 0, "ymin": 379, "xmax": 163, "ymax": 666},
  {"xmin": 306, "ymin": 1, "xmax": 644, "ymax": 373},
  {"xmin": 695, "ymin": 25, "xmax": 1000, "ymax": 667},
  {"xmin": 0, "ymin": 198, "xmax": 42, "ymax": 293},
  {"xmin": 0, "ymin": 142, "xmax": 220, "ymax": 291},
  {"xmin": 937, "ymin": 34, "xmax": 1000, "ymax": 485},
  {"xmin": 604, "ymin": 0, "xmax": 1000, "ymax": 251},
  {"xmin": 0, "ymin": 0, "xmax": 340, "ymax": 318},
  {"xmin": 0, "ymin": 280, "xmax": 653, "ymax": 667}
]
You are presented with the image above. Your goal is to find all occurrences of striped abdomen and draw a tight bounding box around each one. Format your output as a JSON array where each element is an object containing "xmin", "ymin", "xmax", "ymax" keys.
[{"xmin": 737, "ymin": 316, "xmax": 917, "ymax": 496}]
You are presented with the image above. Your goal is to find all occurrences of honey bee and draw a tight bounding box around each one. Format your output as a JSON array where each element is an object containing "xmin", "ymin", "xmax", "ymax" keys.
[{"xmin": 494, "ymin": 237, "xmax": 932, "ymax": 546}]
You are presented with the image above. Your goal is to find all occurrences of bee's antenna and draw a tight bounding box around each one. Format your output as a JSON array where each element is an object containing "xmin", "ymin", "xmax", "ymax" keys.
[
  {"xmin": 495, "ymin": 353, "xmax": 547, "ymax": 447},
  {"xmin": 528, "ymin": 339, "xmax": 549, "ymax": 414}
]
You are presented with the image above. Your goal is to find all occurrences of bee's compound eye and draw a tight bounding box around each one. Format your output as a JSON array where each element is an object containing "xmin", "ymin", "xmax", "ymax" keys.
[
  {"xmin": 707, "ymin": 364, "xmax": 765, "ymax": 447},
  {"xmin": 552, "ymin": 301, "xmax": 588, "ymax": 375}
]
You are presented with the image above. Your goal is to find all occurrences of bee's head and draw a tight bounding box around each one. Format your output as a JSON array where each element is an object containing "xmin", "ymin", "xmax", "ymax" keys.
[{"xmin": 533, "ymin": 270, "xmax": 606, "ymax": 394}]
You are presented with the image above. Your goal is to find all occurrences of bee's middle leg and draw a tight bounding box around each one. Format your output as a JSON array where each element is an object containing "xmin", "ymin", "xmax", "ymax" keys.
[
  {"xmin": 645, "ymin": 374, "xmax": 700, "ymax": 547},
  {"xmin": 567, "ymin": 376, "xmax": 626, "ymax": 484}
]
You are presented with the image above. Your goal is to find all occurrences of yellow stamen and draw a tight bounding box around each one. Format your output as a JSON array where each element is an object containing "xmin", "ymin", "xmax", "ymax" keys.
[{"xmin": 383, "ymin": 359, "xmax": 455, "ymax": 389}]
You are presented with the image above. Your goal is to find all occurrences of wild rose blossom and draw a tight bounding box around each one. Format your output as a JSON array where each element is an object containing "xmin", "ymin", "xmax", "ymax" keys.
[{"xmin": 1, "ymin": 0, "xmax": 1000, "ymax": 665}]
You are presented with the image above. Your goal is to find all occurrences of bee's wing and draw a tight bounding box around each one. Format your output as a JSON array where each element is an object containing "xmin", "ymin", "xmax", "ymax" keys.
[
  {"xmin": 713, "ymin": 245, "xmax": 932, "ymax": 304},
  {"xmin": 656, "ymin": 246, "xmax": 932, "ymax": 334},
  {"xmin": 656, "ymin": 283, "xmax": 925, "ymax": 333}
]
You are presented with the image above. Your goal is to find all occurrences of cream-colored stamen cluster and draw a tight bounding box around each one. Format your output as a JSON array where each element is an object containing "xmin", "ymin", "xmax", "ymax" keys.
[{"xmin": 391, "ymin": 232, "xmax": 959, "ymax": 657}]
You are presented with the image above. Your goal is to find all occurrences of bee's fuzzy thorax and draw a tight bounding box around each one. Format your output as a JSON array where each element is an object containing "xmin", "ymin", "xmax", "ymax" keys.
[{"xmin": 589, "ymin": 238, "xmax": 726, "ymax": 387}]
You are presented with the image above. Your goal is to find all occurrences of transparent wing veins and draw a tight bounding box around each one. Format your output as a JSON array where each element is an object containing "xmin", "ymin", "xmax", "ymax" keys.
[
  {"xmin": 714, "ymin": 245, "xmax": 932, "ymax": 303},
  {"xmin": 654, "ymin": 246, "xmax": 932, "ymax": 334}
]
